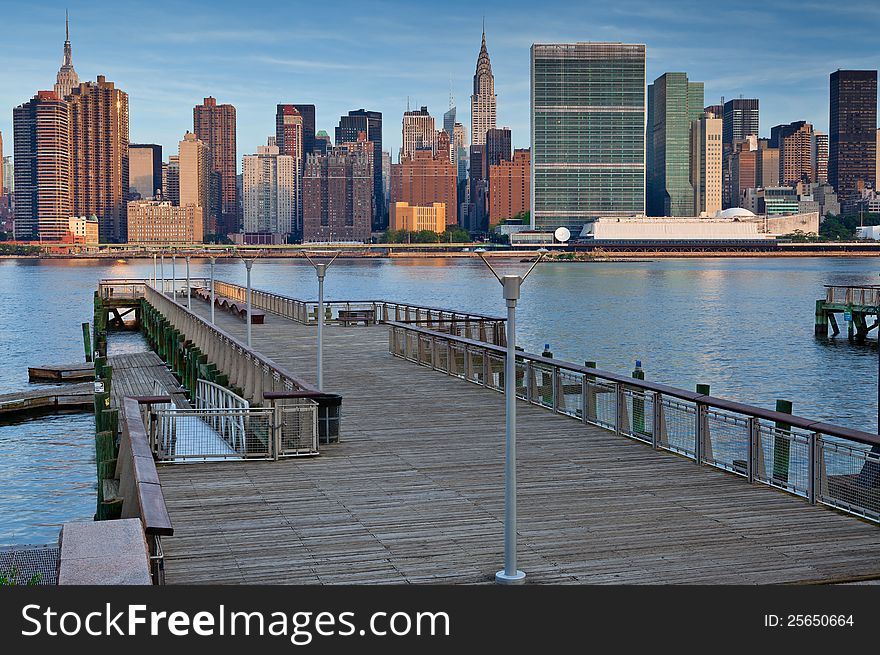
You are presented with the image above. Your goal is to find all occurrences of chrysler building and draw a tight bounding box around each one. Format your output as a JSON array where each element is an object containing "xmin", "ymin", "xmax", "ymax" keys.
[{"xmin": 470, "ymin": 28, "xmax": 496, "ymax": 146}]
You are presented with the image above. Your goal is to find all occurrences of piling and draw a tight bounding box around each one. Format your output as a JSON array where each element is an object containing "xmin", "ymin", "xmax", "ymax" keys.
[{"xmin": 773, "ymin": 399, "xmax": 793, "ymax": 483}]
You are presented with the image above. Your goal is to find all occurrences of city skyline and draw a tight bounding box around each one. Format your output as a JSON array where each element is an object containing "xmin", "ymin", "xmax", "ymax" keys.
[{"xmin": 1, "ymin": 0, "xmax": 878, "ymax": 163}]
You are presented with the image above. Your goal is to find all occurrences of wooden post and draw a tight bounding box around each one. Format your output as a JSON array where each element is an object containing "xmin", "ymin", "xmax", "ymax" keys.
[
  {"xmin": 772, "ymin": 399, "xmax": 793, "ymax": 483},
  {"xmin": 814, "ymin": 300, "xmax": 828, "ymax": 337},
  {"xmin": 632, "ymin": 363, "xmax": 645, "ymax": 435},
  {"xmin": 82, "ymin": 322, "xmax": 92, "ymax": 362},
  {"xmin": 695, "ymin": 384, "xmax": 710, "ymax": 464}
]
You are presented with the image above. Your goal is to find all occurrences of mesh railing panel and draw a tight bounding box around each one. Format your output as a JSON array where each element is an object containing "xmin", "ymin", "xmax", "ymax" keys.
[
  {"xmin": 621, "ymin": 387, "xmax": 654, "ymax": 444},
  {"xmin": 587, "ymin": 380, "xmax": 617, "ymax": 430},
  {"xmin": 704, "ymin": 410, "xmax": 751, "ymax": 476},
  {"xmin": 659, "ymin": 398, "xmax": 697, "ymax": 458},
  {"xmin": 558, "ymin": 371, "xmax": 584, "ymax": 419},
  {"xmin": 152, "ymin": 408, "xmax": 272, "ymax": 461},
  {"xmin": 819, "ymin": 441, "xmax": 880, "ymax": 521},
  {"xmin": 278, "ymin": 402, "xmax": 318, "ymax": 457},
  {"xmin": 753, "ymin": 421, "xmax": 812, "ymax": 498}
]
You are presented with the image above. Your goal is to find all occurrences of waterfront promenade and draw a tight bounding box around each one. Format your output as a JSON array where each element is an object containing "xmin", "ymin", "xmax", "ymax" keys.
[{"xmin": 151, "ymin": 298, "xmax": 880, "ymax": 585}]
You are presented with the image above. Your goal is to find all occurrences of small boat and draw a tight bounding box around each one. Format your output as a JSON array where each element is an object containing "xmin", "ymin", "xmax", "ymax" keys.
[{"xmin": 116, "ymin": 258, "xmax": 127, "ymax": 263}]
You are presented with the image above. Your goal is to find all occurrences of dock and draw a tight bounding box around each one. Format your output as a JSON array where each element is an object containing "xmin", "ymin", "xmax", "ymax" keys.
[
  {"xmin": 0, "ymin": 382, "xmax": 93, "ymax": 418},
  {"xmin": 815, "ymin": 284, "xmax": 879, "ymax": 340},
  {"xmin": 28, "ymin": 362, "xmax": 94, "ymax": 383},
  {"xmin": 123, "ymin": 282, "xmax": 880, "ymax": 585}
]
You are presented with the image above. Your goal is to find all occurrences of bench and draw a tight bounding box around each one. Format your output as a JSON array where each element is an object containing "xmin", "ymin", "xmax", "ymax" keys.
[
  {"xmin": 338, "ymin": 309, "xmax": 375, "ymax": 326},
  {"xmin": 193, "ymin": 287, "xmax": 265, "ymax": 324}
]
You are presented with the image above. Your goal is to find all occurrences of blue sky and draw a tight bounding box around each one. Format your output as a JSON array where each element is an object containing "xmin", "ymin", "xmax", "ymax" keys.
[{"xmin": 1, "ymin": 0, "xmax": 878, "ymax": 165}]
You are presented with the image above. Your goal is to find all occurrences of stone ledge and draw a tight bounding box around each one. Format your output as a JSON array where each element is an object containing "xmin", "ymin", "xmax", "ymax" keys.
[{"xmin": 58, "ymin": 519, "xmax": 152, "ymax": 585}]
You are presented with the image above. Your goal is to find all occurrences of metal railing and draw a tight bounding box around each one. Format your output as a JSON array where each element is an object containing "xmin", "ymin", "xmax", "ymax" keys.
[
  {"xmin": 144, "ymin": 284, "xmax": 319, "ymax": 405},
  {"xmin": 389, "ymin": 322, "xmax": 880, "ymax": 524},
  {"xmin": 211, "ymin": 280, "xmax": 506, "ymax": 342},
  {"xmin": 196, "ymin": 378, "xmax": 249, "ymax": 411},
  {"xmin": 146, "ymin": 401, "xmax": 318, "ymax": 462},
  {"xmin": 100, "ymin": 278, "xmax": 210, "ymax": 301},
  {"xmin": 825, "ymin": 285, "xmax": 880, "ymax": 307}
]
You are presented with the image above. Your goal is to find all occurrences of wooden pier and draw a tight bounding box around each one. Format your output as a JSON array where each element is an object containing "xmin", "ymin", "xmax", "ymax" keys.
[
  {"xmin": 0, "ymin": 383, "xmax": 93, "ymax": 418},
  {"xmin": 815, "ymin": 285, "xmax": 880, "ymax": 340},
  {"xmin": 146, "ymin": 291, "xmax": 880, "ymax": 585},
  {"xmin": 28, "ymin": 362, "xmax": 94, "ymax": 383}
]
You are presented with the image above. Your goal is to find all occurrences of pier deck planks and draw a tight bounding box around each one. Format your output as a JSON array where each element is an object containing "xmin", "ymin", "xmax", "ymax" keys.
[
  {"xmin": 108, "ymin": 352, "xmax": 189, "ymax": 409},
  {"xmin": 155, "ymin": 305, "xmax": 880, "ymax": 585}
]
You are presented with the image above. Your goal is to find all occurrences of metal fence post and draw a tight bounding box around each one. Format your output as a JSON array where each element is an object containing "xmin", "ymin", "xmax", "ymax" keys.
[
  {"xmin": 747, "ymin": 417, "xmax": 758, "ymax": 483},
  {"xmin": 695, "ymin": 403, "xmax": 706, "ymax": 464},
  {"xmin": 808, "ymin": 432, "xmax": 819, "ymax": 504},
  {"xmin": 651, "ymin": 391, "xmax": 663, "ymax": 449},
  {"xmin": 552, "ymin": 367, "xmax": 560, "ymax": 413}
]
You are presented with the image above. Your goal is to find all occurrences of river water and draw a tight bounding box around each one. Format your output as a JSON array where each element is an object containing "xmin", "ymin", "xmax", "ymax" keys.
[{"xmin": 0, "ymin": 256, "xmax": 878, "ymax": 544}]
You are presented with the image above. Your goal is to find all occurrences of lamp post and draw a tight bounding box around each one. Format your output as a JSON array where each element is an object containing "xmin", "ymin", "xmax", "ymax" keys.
[
  {"xmin": 304, "ymin": 251, "xmax": 341, "ymax": 391},
  {"xmin": 475, "ymin": 246, "xmax": 548, "ymax": 585},
  {"xmin": 210, "ymin": 256, "xmax": 216, "ymax": 325},
  {"xmin": 171, "ymin": 253, "xmax": 177, "ymax": 302},
  {"xmin": 152, "ymin": 254, "xmax": 157, "ymax": 286},
  {"xmin": 160, "ymin": 254, "xmax": 165, "ymax": 293},
  {"xmin": 185, "ymin": 255, "xmax": 191, "ymax": 310}
]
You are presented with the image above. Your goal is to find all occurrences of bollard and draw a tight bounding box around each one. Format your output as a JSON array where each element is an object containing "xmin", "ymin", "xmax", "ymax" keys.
[
  {"xmin": 632, "ymin": 360, "xmax": 645, "ymax": 434},
  {"xmin": 773, "ymin": 399, "xmax": 793, "ymax": 483}
]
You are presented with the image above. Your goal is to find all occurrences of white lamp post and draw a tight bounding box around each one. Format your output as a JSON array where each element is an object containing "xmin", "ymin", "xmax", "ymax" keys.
[
  {"xmin": 152, "ymin": 254, "xmax": 157, "ymax": 286},
  {"xmin": 475, "ymin": 246, "xmax": 548, "ymax": 585},
  {"xmin": 210, "ymin": 256, "xmax": 216, "ymax": 325},
  {"xmin": 304, "ymin": 251, "xmax": 341, "ymax": 391},
  {"xmin": 171, "ymin": 253, "xmax": 177, "ymax": 302},
  {"xmin": 160, "ymin": 254, "xmax": 165, "ymax": 292},
  {"xmin": 236, "ymin": 253, "xmax": 257, "ymax": 348},
  {"xmin": 185, "ymin": 254, "xmax": 192, "ymax": 310}
]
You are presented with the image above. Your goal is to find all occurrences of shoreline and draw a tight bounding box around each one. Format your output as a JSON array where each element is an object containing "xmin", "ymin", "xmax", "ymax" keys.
[{"xmin": 3, "ymin": 250, "xmax": 880, "ymax": 261}]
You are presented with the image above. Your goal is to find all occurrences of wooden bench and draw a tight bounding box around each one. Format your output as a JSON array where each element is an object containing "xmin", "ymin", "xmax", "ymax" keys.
[
  {"xmin": 338, "ymin": 309, "xmax": 375, "ymax": 326},
  {"xmin": 193, "ymin": 287, "xmax": 265, "ymax": 324}
]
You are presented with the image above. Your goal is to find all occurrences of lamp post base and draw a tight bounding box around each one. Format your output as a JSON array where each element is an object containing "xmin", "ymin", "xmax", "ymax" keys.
[{"xmin": 495, "ymin": 569, "xmax": 526, "ymax": 585}]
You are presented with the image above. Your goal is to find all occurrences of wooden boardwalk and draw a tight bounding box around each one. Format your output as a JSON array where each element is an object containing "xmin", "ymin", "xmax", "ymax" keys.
[
  {"xmin": 0, "ymin": 382, "xmax": 93, "ymax": 418},
  {"xmin": 108, "ymin": 352, "xmax": 188, "ymax": 409},
  {"xmin": 154, "ymin": 305, "xmax": 880, "ymax": 585}
]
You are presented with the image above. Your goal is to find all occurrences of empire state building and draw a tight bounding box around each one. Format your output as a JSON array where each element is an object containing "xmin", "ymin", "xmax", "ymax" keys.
[
  {"xmin": 470, "ymin": 28, "xmax": 497, "ymax": 146},
  {"xmin": 54, "ymin": 12, "xmax": 79, "ymax": 99}
]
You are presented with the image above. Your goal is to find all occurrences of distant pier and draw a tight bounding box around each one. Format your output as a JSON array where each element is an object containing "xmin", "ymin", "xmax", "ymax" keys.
[{"xmin": 815, "ymin": 285, "xmax": 880, "ymax": 340}]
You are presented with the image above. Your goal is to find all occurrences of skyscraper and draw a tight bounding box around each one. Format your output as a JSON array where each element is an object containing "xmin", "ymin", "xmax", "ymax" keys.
[
  {"xmin": 68, "ymin": 76, "xmax": 129, "ymax": 242},
  {"xmin": 722, "ymin": 99, "xmax": 760, "ymax": 149},
  {"xmin": 13, "ymin": 91, "xmax": 71, "ymax": 241},
  {"xmin": 242, "ymin": 142, "xmax": 297, "ymax": 236},
  {"xmin": 471, "ymin": 29, "xmax": 497, "ymax": 146},
  {"xmin": 443, "ymin": 99, "xmax": 456, "ymax": 166},
  {"xmin": 280, "ymin": 104, "xmax": 316, "ymax": 156},
  {"xmin": 193, "ymin": 96, "xmax": 238, "ymax": 233},
  {"xmin": 489, "ymin": 149, "xmax": 530, "ymax": 225},
  {"xmin": 401, "ymin": 107, "xmax": 435, "ymax": 160},
  {"xmin": 336, "ymin": 109, "xmax": 384, "ymax": 228},
  {"xmin": 648, "ymin": 72, "xmax": 704, "ymax": 216},
  {"xmin": 829, "ymin": 70, "xmax": 877, "ymax": 208},
  {"xmin": 275, "ymin": 106, "xmax": 304, "ymax": 233},
  {"xmin": 531, "ymin": 42, "xmax": 646, "ymax": 232},
  {"xmin": 453, "ymin": 122, "xmax": 467, "ymax": 181},
  {"xmin": 54, "ymin": 12, "xmax": 79, "ymax": 100},
  {"xmin": 770, "ymin": 121, "xmax": 814, "ymax": 186},
  {"xmin": 302, "ymin": 146, "xmax": 373, "ymax": 243},
  {"xmin": 485, "ymin": 127, "xmax": 512, "ymax": 168},
  {"xmin": 391, "ymin": 149, "xmax": 457, "ymax": 227},
  {"xmin": 689, "ymin": 112, "xmax": 723, "ymax": 216},
  {"xmin": 812, "ymin": 132, "xmax": 828, "ymax": 184},
  {"xmin": 178, "ymin": 132, "xmax": 210, "ymax": 235},
  {"xmin": 722, "ymin": 99, "xmax": 759, "ymax": 208},
  {"xmin": 129, "ymin": 144, "xmax": 163, "ymax": 200}
]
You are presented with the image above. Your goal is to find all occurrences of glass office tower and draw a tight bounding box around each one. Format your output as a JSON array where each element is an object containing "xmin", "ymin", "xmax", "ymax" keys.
[{"xmin": 531, "ymin": 42, "xmax": 646, "ymax": 233}]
